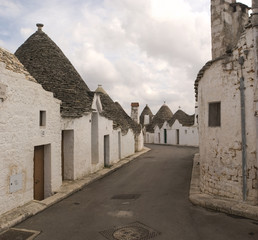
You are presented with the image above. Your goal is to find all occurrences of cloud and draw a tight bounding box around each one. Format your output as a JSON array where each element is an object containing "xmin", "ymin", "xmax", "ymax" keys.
[
  {"xmin": 0, "ymin": 0, "xmax": 214, "ymax": 116},
  {"xmin": 0, "ymin": 0, "xmax": 22, "ymax": 18}
]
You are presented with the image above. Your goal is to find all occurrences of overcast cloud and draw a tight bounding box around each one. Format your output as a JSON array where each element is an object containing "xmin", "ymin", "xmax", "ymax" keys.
[{"xmin": 0, "ymin": 0, "xmax": 252, "ymax": 114}]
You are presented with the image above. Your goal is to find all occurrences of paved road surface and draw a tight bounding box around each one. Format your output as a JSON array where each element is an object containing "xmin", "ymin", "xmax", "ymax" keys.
[{"xmin": 15, "ymin": 144, "xmax": 258, "ymax": 240}]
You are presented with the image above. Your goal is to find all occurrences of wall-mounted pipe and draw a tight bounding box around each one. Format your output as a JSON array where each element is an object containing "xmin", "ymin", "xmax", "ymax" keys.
[{"xmin": 239, "ymin": 56, "xmax": 247, "ymax": 201}]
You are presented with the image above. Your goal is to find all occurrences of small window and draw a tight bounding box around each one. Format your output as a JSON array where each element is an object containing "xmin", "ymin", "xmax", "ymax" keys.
[
  {"xmin": 209, "ymin": 102, "xmax": 221, "ymax": 127},
  {"xmin": 192, "ymin": 130, "xmax": 194, "ymax": 133},
  {"xmin": 185, "ymin": 130, "xmax": 187, "ymax": 134},
  {"xmin": 40, "ymin": 111, "xmax": 46, "ymax": 126}
]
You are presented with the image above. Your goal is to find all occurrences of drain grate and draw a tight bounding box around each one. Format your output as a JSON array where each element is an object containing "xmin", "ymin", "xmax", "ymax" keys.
[
  {"xmin": 100, "ymin": 221, "xmax": 161, "ymax": 240},
  {"xmin": 0, "ymin": 228, "xmax": 40, "ymax": 240},
  {"xmin": 111, "ymin": 194, "xmax": 141, "ymax": 200}
]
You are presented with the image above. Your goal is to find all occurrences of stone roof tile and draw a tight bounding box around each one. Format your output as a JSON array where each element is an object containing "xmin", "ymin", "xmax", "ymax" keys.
[
  {"xmin": 15, "ymin": 25, "xmax": 92, "ymax": 118},
  {"xmin": 0, "ymin": 47, "xmax": 36, "ymax": 83},
  {"xmin": 97, "ymin": 90, "xmax": 141, "ymax": 135},
  {"xmin": 168, "ymin": 109, "xmax": 194, "ymax": 127},
  {"xmin": 146, "ymin": 104, "xmax": 173, "ymax": 133}
]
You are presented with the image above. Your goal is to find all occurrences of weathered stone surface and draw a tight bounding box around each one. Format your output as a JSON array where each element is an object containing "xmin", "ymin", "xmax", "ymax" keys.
[{"xmin": 15, "ymin": 27, "xmax": 93, "ymax": 118}]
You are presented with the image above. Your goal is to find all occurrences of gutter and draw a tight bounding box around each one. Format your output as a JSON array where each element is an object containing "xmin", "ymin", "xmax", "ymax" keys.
[{"xmin": 239, "ymin": 56, "xmax": 247, "ymax": 201}]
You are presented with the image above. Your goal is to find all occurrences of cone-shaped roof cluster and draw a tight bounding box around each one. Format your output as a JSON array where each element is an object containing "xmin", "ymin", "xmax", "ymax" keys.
[
  {"xmin": 15, "ymin": 24, "xmax": 92, "ymax": 118},
  {"xmin": 96, "ymin": 88, "xmax": 141, "ymax": 135},
  {"xmin": 14, "ymin": 23, "xmax": 142, "ymax": 134},
  {"xmin": 146, "ymin": 104, "xmax": 173, "ymax": 133},
  {"xmin": 168, "ymin": 109, "xmax": 194, "ymax": 127}
]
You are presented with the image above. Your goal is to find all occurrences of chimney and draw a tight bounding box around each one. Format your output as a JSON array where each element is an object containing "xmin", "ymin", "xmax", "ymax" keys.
[
  {"xmin": 211, "ymin": 0, "xmax": 249, "ymax": 59},
  {"xmin": 131, "ymin": 102, "xmax": 139, "ymax": 123},
  {"xmin": 36, "ymin": 23, "xmax": 44, "ymax": 31}
]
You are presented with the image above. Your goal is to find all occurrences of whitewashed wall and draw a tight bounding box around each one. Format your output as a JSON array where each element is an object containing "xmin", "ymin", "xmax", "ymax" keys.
[
  {"xmin": 121, "ymin": 129, "xmax": 135, "ymax": 158},
  {"xmin": 198, "ymin": 27, "xmax": 258, "ymax": 203},
  {"xmin": 0, "ymin": 55, "xmax": 61, "ymax": 216},
  {"xmin": 164, "ymin": 121, "xmax": 198, "ymax": 146},
  {"xmin": 61, "ymin": 115, "xmax": 92, "ymax": 179},
  {"xmin": 154, "ymin": 121, "xmax": 198, "ymax": 147},
  {"xmin": 145, "ymin": 131, "xmax": 154, "ymax": 144},
  {"xmin": 135, "ymin": 131, "xmax": 144, "ymax": 152}
]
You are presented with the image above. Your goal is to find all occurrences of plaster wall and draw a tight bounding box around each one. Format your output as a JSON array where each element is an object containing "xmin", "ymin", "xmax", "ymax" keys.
[
  {"xmin": 198, "ymin": 27, "xmax": 258, "ymax": 203},
  {"xmin": 145, "ymin": 132, "xmax": 154, "ymax": 143},
  {"xmin": 135, "ymin": 131, "xmax": 144, "ymax": 152},
  {"xmin": 61, "ymin": 115, "xmax": 92, "ymax": 180},
  {"xmin": 0, "ymin": 60, "xmax": 61, "ymax": 215},
  {"xmin": 121, "ymin": 129, "xmax": 135, "ymax": 158},
  {"xmin": 156, "ymin": 121, "xmax": 199, "ymax": 147}
]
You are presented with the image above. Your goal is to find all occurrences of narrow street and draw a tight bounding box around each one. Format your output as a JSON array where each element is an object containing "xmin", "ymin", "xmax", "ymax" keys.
[{"xmin": 15, "ymin": 145, "xmax": 258, "ymax": 240}]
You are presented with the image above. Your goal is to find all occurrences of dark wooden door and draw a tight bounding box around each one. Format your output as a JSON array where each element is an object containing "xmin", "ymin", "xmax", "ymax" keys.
[
  {"xmin": 34, "ymin": 146, "xmax": 44, "ymax": 200},
  {"xmin": 164, "ymin": 129, "xmax": 167, "ymax": 144}
]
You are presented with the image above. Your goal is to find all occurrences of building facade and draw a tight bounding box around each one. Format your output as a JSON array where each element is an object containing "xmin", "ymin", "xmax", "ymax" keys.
[
  {"xmin": 0, "ymin": 24, "xmax": 143, "ymax": 216},
  {"xmin": 0, "ymin": 48, "xmax": 62, "ymax": 215},
  {"xmin": 196, "ymin": 0, "xmax": 258, "ymax": 203},
  {"xmin": 156, "ymin": 110, "xmax": 198, "ymax": 147}
]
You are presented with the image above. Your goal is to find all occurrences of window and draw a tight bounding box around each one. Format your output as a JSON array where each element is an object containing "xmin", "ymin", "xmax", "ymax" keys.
[
  {"xmin": 209, "ymin": 102, "xmax": 221, "ymax": 127},
  {"xmin": 39, "ymin": 111, "xmax": 46, "ymax": 126},
  {"xmin": 185, "ymin": 130, "xmax": 187, "ymax": 134}
]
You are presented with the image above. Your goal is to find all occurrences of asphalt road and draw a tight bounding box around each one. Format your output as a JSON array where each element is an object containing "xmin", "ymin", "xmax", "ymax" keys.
[{"xmin": 15, "ymin": 144, "xmax": 258, "ymax": 240}]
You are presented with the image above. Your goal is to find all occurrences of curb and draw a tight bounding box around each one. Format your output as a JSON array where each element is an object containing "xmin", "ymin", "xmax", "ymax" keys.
[
  {"xmin": 189, "ymin": 153, "xmax": 258, "ymax": 221},
  {"xmin": 0, "ymin": 147, "xmax": 150, "ymax": 233}
]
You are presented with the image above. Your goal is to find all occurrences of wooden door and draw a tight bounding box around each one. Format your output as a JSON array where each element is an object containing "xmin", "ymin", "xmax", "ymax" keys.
[
  {"xmin": 164, "ymin": 129, "xmax": 167, "ymax": 144},
  {"xmin": 34, "ymin": 146, "xmax": 44, "ymax": 200}
]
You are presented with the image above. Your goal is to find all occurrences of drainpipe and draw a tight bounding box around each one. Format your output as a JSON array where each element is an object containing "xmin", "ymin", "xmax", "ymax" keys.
[
  {"xmin": 252, "ymin": 0, "xmax": 258, "ymax": 204},
  {"xmin": 239, "ymin": 56, "xmax": 247, "ymax": 201}
]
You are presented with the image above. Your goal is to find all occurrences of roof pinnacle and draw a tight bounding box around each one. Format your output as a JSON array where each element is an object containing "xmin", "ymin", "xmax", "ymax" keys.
[{"xmin": 36, "ymin": 23, "xmax": 44, "ymax": 31}]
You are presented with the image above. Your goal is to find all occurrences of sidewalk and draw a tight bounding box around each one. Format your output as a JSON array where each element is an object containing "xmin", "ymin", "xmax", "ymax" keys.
[
  {"xmin": 189, "ymin": 153, "xmax": 258, "ymax": 221},
  {"xmin": 0, "ymin": 147, "xmax": 150, "ymax": 233}
]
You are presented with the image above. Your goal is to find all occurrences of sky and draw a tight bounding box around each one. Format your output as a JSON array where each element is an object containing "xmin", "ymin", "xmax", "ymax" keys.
[{"xmin": 0, "ymin": 0, "xmax": 252, "ymax": 115}]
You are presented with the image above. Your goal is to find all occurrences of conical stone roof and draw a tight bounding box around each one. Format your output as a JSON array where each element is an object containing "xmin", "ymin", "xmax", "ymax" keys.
[
  {"xmin": 168, "ymin": 109, "xmax": 194, "ymax": 127},
  {"xmin": 0, "ymin": 47, "xmax": 36, "ymax": 83},
  {"xmin": 140, "ymin": 104, "xmax": 153, "ymax": 126},
  {"xmin": 95, "ymin": 86, "xmax": 141, "ymax": 135},
  {"xmin": 15, "ymin": 24, "xmax": 92, "ymax": 118},
  {"xmin": 146, "ymin": 104, "xmax": 173, "ymax": 133}
]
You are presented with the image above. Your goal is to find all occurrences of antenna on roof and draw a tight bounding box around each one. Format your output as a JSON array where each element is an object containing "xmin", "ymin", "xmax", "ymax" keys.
[{"xmin": 36, "ymin": 23, "xmax": 44, "ymax": 31}]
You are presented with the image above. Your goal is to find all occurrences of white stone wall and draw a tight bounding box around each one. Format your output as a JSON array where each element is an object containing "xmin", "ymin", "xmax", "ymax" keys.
[
  {"xmin": 155, "ymin": 121, "xmax": 199, "ymax": 147},
  {"xmin": 61, "ymin": 115, "xmax": 92, "ymax": 179},
  {"xmin": 145, "ymin": 132, "xmax": 154, "ymax": 143},
  {"xmin": 121, "ymin": 129, "xmax": 135, "ymax": 158},
  {"xmin": 168, "ymin": 121, "xmax": 198, "ymax": 147},
  {"xmin": 154, "ymin": 126, "xmax": 161, "ymax": 144},
  {"xmin": 135, "ymin": 131, "xmax": 144, "ymax": 152},
  {"xmin": 0, "ymin": 58, "xmax": 61, "ymax": 215},
  {"xmin": 198, "ymin": 27, "xmax": 258, "ymax": 203}
]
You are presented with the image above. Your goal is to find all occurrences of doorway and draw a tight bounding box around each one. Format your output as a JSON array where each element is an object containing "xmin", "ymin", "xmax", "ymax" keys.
[
  {"xmin": 61, "ymin": 130, "xmax": 74, "ymax": 180},
  {"xmin": 164, "ymin": 129, "xmax": 167, "ymax": 144},
  {"xmin": 176, "ymin": 129, "xmax": 180, "ymax": 145},
  {"xmin": 34, "ymin": 146, "xmax": 44, "ymax": 201},
  {"xmin": 104, "ymin": 135, "xmax": 110, "ymax": 167},
  {"xmin": 118, "ymin": 132, "xmax": 121, "ymax": 160}
]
